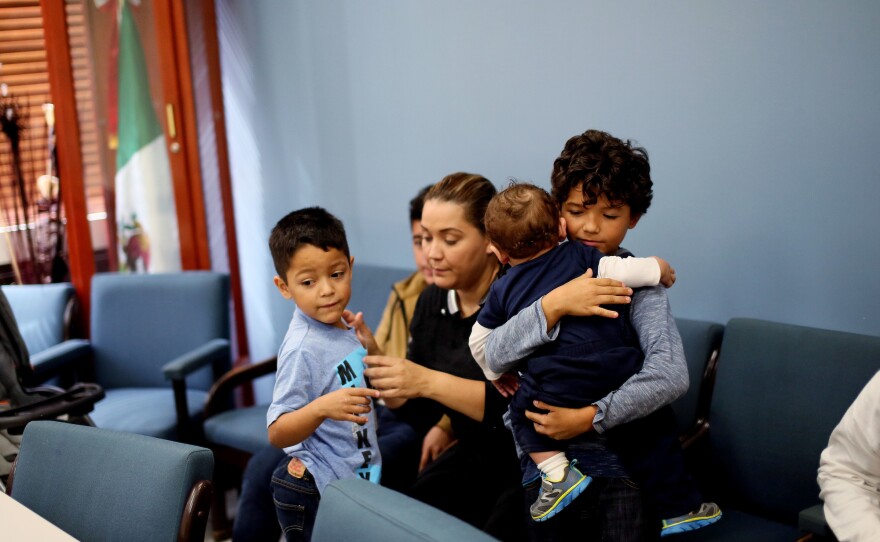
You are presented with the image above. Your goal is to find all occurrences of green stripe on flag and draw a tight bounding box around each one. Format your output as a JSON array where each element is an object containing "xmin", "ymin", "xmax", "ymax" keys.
[{"xmin": 116, "ymin": 1, "xmax": 163, "ymax": 171}]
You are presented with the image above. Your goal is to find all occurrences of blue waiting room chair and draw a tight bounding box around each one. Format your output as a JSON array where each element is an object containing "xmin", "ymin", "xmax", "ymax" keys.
[
  {"xmin": 86, "ymin": 272, "xmax": 231, "ymax": 441},
  {"xmin": 1, "ymin": 283, "xmax": 90, "ymax": 385},
  {"xmin": 671, "ymin": 317, "xmax": 725, "ymax": 448},
  {"xmin": 7, "ymin": 420, "xmax": 214, "ymax": 542}
]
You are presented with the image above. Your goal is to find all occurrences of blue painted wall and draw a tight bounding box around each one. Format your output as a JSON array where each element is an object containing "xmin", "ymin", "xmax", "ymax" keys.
[{"xmin": 219, "ymin": 0, "xmax": 880, "ymax": 366}]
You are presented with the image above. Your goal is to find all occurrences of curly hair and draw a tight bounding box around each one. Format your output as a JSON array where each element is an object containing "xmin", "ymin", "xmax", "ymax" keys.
[
  {"xmin": 550, "ymin": 129, "xmax": 653, "ymax": 216},
  {"xmin": 484, "ymin": 182, "xmax": 559, "ymax": 260}
]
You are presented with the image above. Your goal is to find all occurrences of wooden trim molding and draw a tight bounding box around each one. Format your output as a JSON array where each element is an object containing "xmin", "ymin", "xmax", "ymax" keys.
[
  {"xmin": 200, "ymin": 0, "xmax": 249, "ymax": 363},
  {"xmin": 152, "ymin": 0, "xmax": 209, "ymax": 271},
  {"xmin": 40, "ymin": 0, "xmax": 95, "ymax": 323}
]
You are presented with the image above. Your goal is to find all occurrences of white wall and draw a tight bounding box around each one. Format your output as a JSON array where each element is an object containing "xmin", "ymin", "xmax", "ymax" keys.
[{"xmin": 220, "ymin": 0, "xmax": 880, "ymax": 364}]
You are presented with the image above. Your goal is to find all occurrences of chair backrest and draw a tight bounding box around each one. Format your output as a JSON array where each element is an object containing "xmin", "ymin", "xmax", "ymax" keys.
[
  {"xmin": 705, "ymin": 318, "xmax": 880, "ymax": 524},
  {"xmin": 9, "ymin": 420, "xmax": 213, "ymax": 542},
  {"xmin": 313, "ymin": 478, "xmax": 497, "ymax": 541},
  {"xmin": 347, "ymin": 263, "xmax": 412, "ymax": 329},
  {"xmin": 671, "ymin": 317, "xmax": 724, "ymax": 435},
  {"xmin": 90, "ymin": 272, "xmax": 230, "ymax": 390},
  {"xmin": 1, "ymin": 283, "xmax": 74, "ymax": 357},
  {"xmin": 0, "ymin": 288, "xmax": 40, "ymax": 407}
]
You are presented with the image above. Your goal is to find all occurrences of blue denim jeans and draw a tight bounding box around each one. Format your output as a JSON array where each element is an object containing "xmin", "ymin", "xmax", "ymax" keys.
[
  {"xmin": 271, "ymin": 457, "xmax": 321, "ymax": 542},
  {"xmin": 525, "ymin": 476, "xmax": 660, "ymax": 542}
]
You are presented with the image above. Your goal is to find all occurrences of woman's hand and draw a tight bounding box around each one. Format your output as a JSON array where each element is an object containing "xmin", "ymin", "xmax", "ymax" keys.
[
  {"xmin": 525, "ymin": 400, "xmax": 598, "ymax": 441},
  {"xmin": 343, "ymin": 310, "xmax": 382, "ymax": 355},
  {"xmin": 364, "ymin": 355, "xmax": 431, "ymax": 401},
  {"xmin": 541, "ymin": 269, "xmax": 633, "ymax": 329},
  {"xmin": 419, "ymin": 424, "xmax": 458, "ymax": 472}
]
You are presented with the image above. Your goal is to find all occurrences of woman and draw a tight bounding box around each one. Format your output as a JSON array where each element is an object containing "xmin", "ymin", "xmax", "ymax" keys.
[
  {"xmin": 361, "ymin": 172, "xmax": 634, "ymax": 540},
  {"xmin": 364, "ymin": 172, "xmax": 515, "ymax": 537}
]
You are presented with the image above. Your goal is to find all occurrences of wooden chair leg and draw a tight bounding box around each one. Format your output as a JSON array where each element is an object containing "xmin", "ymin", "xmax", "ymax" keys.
[{"xmin": 210, "ymin": 468, "xmax": 234, "ymax": 540}]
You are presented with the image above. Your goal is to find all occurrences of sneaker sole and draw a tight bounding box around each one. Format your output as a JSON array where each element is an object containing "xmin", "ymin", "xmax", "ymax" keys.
[
  {"xmin": 531, "ymin": 474, "xmax": 592, "ymax": 522},
  {"xmin": 660, "ymin": 510, "xmax": 722, "ymax": 537}
]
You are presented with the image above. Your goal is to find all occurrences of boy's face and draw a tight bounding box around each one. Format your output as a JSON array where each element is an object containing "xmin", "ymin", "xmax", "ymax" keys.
[
  {"xmin": 274, "ymin": 245, "xmax": 354, "ymax": 328},
  {"xmin": 411, "ymin": 220, "xmax": 434, "ymax": 284},
  {"xmin": 561, "ymin": 184, "xmax": 641, "ymax": 255}
]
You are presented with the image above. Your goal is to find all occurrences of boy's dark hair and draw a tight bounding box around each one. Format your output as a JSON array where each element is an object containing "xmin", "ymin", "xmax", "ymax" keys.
[
  {"xmin": 485, "ymin": 182, "xmax": 559, "ymax": 260},
  {"xmin": 409, "ymin": 183, "xmax": 433, "ymax": 223},
  {"xmin": 269, "ymin": 206, "xmax": 350, "ymax": 279},
  {"xmin": 551, "ymin": 129, "xmax": 653, "ymax": 216}
]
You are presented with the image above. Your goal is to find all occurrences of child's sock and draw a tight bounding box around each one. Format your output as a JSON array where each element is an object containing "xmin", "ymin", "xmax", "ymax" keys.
[{"xmin": 536, "ymin": 452, "xmax": 569, "ymax": 482}]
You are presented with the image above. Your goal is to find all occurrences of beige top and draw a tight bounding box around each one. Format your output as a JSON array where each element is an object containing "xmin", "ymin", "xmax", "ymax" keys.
[{"xmin": 374, "ymin": 271, "xmax": 428, "ymax": 358}]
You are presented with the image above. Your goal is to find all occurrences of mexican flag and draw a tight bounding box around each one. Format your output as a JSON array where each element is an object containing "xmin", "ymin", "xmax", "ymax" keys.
[{"xmin": 115, "ymin": 1, "xmax": 180, "ymax": 273}]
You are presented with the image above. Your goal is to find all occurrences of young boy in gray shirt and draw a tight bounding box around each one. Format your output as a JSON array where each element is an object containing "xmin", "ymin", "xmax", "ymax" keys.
[{"xmin": 266, "ymin": 207, "xmax": 381, "ymax": 541}]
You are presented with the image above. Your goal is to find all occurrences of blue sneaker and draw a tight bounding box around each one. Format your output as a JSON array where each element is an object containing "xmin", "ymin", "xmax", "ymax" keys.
[
  {"xmin": 660, "ymin": 502, "xmax": 722, "ymax": 537},
  {"xmin": 530, "ymin": 461, "xmax": 591, "ymax": 522}
]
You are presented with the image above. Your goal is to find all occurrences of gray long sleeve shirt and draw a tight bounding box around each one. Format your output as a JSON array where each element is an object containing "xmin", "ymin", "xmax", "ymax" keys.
[{"xmin": 484, "ymin": 284, "xmax": 688, "ymax": 433}]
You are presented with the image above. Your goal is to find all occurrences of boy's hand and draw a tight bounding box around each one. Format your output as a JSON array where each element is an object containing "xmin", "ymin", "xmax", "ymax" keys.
[
  {"xmin": 314, "ymin": 387, "xmax": 379, "ymax": 424},
  {"xmin": 651, "ymin": 256, "xmax": 676, "ymax": 288},
  {"xmin": 542, "ymin": 269, "xmax": 633, "ymax": 328},
  {"xmin": 343, "ymin": 310, "xmax": 382, "ymax": 355},
  {"xmin": 491, "ymin": 372, "xmax": 520, "ymax": 398},
  {"xmin": 526, "ymin": 401, "xmax": 598, "ymax": 440}
]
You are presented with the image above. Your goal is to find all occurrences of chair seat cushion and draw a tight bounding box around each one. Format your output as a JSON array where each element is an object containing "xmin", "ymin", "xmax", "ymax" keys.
[
  {"xmin": 798, "ymin": 504, "xmax": 833, "ymax": 538},
  {"xmin": 673, "ymin": 509, "xmax": 801, "ymax": 541},
  {"xmin": 90, "ymin": 388, "xmax": 208, "ymax": 440},
  {"xmin": 204, "ymin": 404, "xmax": 269, "ymax": 454}
]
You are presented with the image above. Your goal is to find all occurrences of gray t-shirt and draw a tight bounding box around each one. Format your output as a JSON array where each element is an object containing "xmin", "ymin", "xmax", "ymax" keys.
[{"xmin": 267, "ymin": 308, "xmax": 381, "ymax": 493}]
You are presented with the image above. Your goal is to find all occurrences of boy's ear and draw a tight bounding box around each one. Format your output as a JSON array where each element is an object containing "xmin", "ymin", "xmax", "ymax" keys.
[
  {"xmin": 483, "ymin": 237, "xmax": 495, "ymax": 256},
  {"xmin": 558, "ymin": 217, "xmax": 568, "ymax": 241},
  {"xmin": 349, "ymin": 256, "xmax": 355, "ymax": 269},
  {"xmin": 628, "ymin": 213, "xmax": 642, "ymax": 229},
  {"xmin": 273, "ymin": 275, "xmax": 293, "ymax": 300},
  {"xmin": 488, "ymin": 243, "xmax": 509, "ymax": 265}
]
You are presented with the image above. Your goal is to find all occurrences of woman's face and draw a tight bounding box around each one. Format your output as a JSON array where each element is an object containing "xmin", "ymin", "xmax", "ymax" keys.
[
  {"xmin": 410, "ymin": 220, "xmax": 434, "ymax": 284},
  {"xmin": 420, "ymin": 199, "xmax": 494, "ymax": 291}
]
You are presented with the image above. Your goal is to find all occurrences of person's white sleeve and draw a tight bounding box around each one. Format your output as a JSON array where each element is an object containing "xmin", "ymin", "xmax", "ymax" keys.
[
  {"xmin": 597, "ymin": 256, "xmax": 660, "ymax": 287},
  {"xmin": 818, "ymin": 371, "xmax": 880, "ymax": 542},
  {"xmin": 469, "ymin": 322, "xmax": 503, "ymax": 381}
]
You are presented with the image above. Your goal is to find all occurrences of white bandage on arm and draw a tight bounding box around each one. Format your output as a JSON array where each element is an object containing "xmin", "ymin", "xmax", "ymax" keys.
[
  {"xmin": 469, "ymin": 321, "xmax": 503, "ymax": 381},
  {"xmin": 598, "ymin": 255, "xmax": 661, "ymax": 287}
]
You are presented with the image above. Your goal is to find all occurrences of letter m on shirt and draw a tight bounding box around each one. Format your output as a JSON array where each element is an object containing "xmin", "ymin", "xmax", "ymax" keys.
[{"xmin": 337, "ymin": 360, "xmax": 358, "ymax": 386}]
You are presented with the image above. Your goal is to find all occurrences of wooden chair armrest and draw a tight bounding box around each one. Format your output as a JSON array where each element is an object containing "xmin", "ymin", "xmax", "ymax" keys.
[
  {"xmin": 204, "ymin": 357, "xmax": 278, "ymax": 418},
  {"xmin": 679, "ymin": 419, "xmax": 710, "ymax": 450},
  {"xmin": 180, "ymin": 479, "xmax": 213, "ymax": 542}
]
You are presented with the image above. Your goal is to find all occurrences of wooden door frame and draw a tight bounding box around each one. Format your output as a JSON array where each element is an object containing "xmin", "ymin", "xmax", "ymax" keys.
[
  {"xmin": 153, "ymin": 0, "xmax": 210, "ymax": 271},
  {"xmin": 41, "ymin": 0, "xmax": 96, "ymax": 322},
  {"xmin": 40, "ymin": 0, "xmax": 249, "ymax": 365}
]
